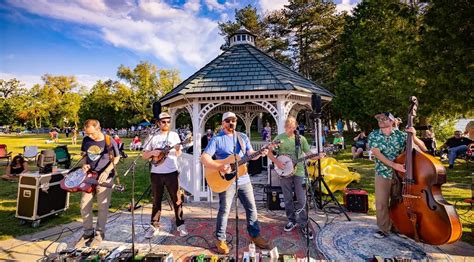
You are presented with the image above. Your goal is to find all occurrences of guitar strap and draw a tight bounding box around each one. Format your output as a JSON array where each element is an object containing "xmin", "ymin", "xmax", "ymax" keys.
[
  {"xmin": 105, "ymin": 135, "xmax": 120, "ymax": 186},
  {"xmin": 236, "ymin": 132, "xmax": 246, "ymax": 158}
]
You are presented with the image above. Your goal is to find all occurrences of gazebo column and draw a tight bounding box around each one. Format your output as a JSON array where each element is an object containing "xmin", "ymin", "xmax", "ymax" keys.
[
  {"xmin": 169, "ymin": 108, "xmax": 177, "ymax": 130},
  {"xmin": 191, "ymin": 101, "xmax": 202, "ymax": 201},
  {"xmin": 276, "ymin": 99, "xmax": 285, "ymax": 134}
]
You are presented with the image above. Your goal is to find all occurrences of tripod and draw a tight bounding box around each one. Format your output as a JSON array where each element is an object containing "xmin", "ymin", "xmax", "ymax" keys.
[{"xmin": 310, "ymin": 116, "xmax": 350, "ymax": 221}]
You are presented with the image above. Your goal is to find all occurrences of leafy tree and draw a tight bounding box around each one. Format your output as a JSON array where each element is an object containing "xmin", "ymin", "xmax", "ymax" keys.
[
  {"xmin": 334, "ymin": 1, "xmax": 421, "ymax": 129},
  {"xmin": 418, "ymin": 0, "xmax": 474, "ymax": 117},
  {"xmin": 117, "ymin": 61, "xmax": 180, "ymax": 123}
]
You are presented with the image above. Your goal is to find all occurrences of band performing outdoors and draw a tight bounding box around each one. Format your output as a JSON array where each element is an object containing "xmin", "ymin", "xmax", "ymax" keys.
[{"xmin": 2, "ymin": 20, "xmax": 471, "ymax": 261}]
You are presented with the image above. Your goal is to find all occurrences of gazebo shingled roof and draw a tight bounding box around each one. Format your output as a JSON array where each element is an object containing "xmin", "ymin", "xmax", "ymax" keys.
[{"xmin": 160, "ymin": 44, "xmax": 333, "ymax": 103}]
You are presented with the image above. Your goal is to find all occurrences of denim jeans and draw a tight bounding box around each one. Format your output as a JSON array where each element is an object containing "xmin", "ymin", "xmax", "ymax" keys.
[
  {"xmin": 448, "ymin": 145, "xmax": 468, "ymax": 165},
  {"xmin": 216, "ymin": 182, "xmax": 260, "ymax": 240},
  {"xmin": 280, "ymin": 175, "xmax": 308, "ymax": 227}
]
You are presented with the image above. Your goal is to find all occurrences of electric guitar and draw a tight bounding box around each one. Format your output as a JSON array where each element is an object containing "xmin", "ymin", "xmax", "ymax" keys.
[
  {"xmin": 151, "ymin": 137, "xmax": 192, "ymax": 166},
  {"xmin": 204, "ymin": 140, "xmax": 281, "ymax": 193}
]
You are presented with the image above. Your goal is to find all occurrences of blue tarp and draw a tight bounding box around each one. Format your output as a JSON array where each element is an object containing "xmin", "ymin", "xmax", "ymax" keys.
[{"xmin": 138, "ymin": 121, "xmax": 152, "ymax": 127}]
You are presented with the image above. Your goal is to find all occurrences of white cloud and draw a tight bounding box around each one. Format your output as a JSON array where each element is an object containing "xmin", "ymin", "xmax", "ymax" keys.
[
  {"xmin": 6, "ymin": 0, "xmax": 224, "ymax": 69},
  {"xmin": 336, "ymin": 0, "xmax": 357, "ymax": 14},
  {"xmin": 184, "ymin": 0, "xmax": 200, "ymax": 13},
  {"xmin": 259, "ymin": 0, "xmax": 288, "ymax": 13},
  {"xmin": 204, "ymin": 0, "xmax": 238, "ymax": 11},
  {"xmin": 0, "ymin": 72, "xmax": 108, "ymax": 90}
]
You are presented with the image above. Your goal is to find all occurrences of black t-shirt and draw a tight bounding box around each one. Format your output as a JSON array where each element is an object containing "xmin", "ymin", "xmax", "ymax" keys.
[
  {"xmin": 354, "ymin": 137, "xmax": 368, "ymax": 148},
  {"xmin": 445, "ymin": 137, "xmax": 472, "ymax": 148},
  {"xmin": 81, "ymin": 135, "xmax": 120, "ymax": 177}
]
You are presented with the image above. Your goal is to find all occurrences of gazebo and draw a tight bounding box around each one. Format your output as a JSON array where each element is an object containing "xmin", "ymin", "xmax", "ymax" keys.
[{"xmin": 160, "ymin": 27, "xmax": 334, "ymax": 201}]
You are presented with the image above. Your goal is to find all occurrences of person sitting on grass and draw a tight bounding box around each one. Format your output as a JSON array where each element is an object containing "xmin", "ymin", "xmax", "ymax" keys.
[
  {"xmin": 333, "ymin": 132, "xmax": 345, "ymax": 150},
  {"xmin": 352, "ymin": 131, "xmax": 368, "ymax": 159},
  {"xmin": 1, "ymin": 154, "xmax": 28, "ymax": 181},
  {"xmin": 130, "ymin": 135, "xmax": 142, "ymax": 151}
]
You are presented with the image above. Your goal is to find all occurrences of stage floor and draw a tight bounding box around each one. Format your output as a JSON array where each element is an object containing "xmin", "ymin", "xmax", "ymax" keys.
[{"xmin": 0, "ymin": 172, "xmax": 473, "ymax": 261}]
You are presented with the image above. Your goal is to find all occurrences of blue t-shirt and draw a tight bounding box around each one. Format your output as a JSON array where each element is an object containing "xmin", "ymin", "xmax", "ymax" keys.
[{"xmin": 203, "ymin": 131, "xmax": 253, "ymax": 186}]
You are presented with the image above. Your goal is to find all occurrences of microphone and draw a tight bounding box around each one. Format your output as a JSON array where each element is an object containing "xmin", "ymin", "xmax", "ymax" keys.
[
  {"xmin": 152, "ymin": 101, "xmax": 161, "ymax": 120},
  {"xmin": 311, "ymin": 94, "xmax": 322, "ymax": 114}
]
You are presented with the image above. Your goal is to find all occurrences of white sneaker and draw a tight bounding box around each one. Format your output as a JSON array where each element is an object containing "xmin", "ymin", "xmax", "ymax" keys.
[
  {"xmin": 177, "ymin": 224, "xmax": 188, "ymax": 237},
  {"xmin": 145, "ymin": 225, "xmax": 160, "ymax": 239},
  {"xmin": 284, "ymin": 221, "xmax": 297, "ymax": 232}
]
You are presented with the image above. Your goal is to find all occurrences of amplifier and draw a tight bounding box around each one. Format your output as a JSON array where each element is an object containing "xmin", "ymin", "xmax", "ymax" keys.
[
  {"xmin": 16, "ymin": 170, "xmax": 69, "ymax": 227},
  {"xmin": 343, "ymin": 188, "xmax": 368, "ymax": 213},
  {"xmin": 265, "ymin": 186, "xmax": 285, "ymax": 210}
]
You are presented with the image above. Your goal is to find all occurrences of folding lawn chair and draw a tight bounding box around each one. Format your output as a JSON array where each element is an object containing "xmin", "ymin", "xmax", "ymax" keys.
[
  {"xmin": 54, "ymin": 145, "xmax": 71, "ymax": 169},
  {"xmin": 0, "ymin": 144, "xmax": 12, "ymax": 167},
  {"xmin": 23, "ymin": 146, "xmax": 39, "ymax": 162}
]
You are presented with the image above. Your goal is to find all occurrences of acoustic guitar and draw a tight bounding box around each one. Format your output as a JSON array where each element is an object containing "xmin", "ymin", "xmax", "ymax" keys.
[
  {"xmin": 151, "ymin": 137, "xmax": 192, "ymax": 166},
  {"xmin": 205, "ymin": 140, "xmax": 280, "ymax": 193}
]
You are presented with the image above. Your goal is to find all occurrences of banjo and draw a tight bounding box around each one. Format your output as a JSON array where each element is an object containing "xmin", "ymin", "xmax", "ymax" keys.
[{"xmin": 274, "ymin": 152, "xmax": 321, "ymax": 177}]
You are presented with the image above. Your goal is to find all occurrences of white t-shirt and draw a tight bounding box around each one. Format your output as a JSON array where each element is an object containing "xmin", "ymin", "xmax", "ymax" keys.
[{"xmin": 143, "ymin": 131, "xmax": 181, "ymax": 174}]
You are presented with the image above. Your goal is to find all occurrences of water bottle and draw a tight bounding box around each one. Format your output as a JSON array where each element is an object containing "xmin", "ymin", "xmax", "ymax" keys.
[
  {"xmin": 248, "ymin": 241, "xmax": 256, "ymax": 257},
  {"xmin": 368, "ymin": 150, "xmax": 373, "ymax": 160}
]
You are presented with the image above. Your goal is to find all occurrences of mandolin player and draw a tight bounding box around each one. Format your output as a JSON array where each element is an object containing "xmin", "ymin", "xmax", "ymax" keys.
[{"xmin": 142, "ymin": 112, "xmax": 188, "ymax": 239}]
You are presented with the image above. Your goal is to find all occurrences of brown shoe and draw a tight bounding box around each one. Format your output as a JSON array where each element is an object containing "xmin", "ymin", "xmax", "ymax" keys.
[
  {"xmin": 251, "ymin": 235, "xmax": 270, "ymax": 250},
  {"xmin": 215, "ymin": 240, "xmax": 229, "ymax": 254}
]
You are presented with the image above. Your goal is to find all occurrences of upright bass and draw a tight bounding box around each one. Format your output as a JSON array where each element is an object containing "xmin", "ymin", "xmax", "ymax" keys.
[{"xmin": 389, "ymin": 96, "xmax": 462, "ymax": 245}]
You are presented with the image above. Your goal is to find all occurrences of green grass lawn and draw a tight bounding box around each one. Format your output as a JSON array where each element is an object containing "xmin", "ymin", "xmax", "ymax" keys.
[{"xmin": 0, "ymin": 134, "xmax": 472, "ymax": 245}]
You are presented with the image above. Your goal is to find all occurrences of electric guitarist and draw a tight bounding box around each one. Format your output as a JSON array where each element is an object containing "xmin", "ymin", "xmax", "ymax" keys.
[
  {"xmin": 142, "ymin": 112, "xmax": 188, "ymax": 239},
  {"xmin": 200, "ymin": 112, "xmax": 271, "ymax": 255}
]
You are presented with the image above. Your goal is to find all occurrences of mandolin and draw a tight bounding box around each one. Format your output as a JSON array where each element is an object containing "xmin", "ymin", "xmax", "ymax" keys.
[
  {"xmin": 204, "ymin": 139, "xmax": 281, "ymax": 193},
  {"xmin": 151, "ymin": 137, "xmax": 192, "ymax": 166}
]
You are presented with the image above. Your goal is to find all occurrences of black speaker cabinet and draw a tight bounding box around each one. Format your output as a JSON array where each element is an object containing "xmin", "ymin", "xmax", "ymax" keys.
[
  {"xmin": 16, "ymin": 170, "xmax": 69, "ymax": 226},
  {"xmin": 264, "ymin": 186, "xmax": 287, "ymax": 210},
  {"xmin": 343, "ymin": 188, "xmax": 368, "ymax": 213}
]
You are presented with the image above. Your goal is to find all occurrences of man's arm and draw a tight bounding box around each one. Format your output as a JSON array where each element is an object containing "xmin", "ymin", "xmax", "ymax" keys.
[
  {"xmin": 371, "ymin": 147, "xmax": 406, "ymax": 173},
  {"xmin": 201, "ymin": 152, "xmax": 230, "ymax": 173}
]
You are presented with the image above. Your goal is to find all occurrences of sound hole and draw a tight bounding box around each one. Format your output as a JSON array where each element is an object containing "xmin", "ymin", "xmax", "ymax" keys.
[{"xmin": 422, "ymin": 189, "xmax": 437, "ymax": 211}]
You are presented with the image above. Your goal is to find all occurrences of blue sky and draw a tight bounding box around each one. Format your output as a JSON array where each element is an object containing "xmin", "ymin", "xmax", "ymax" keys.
[{"xmin": 0, "ymin": 0, "xmax": 359, "ymax": 89}]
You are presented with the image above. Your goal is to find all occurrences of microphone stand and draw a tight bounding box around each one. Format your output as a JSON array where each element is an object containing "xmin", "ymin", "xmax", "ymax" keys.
[
  {"xmin": 311, "ymin": 114, "xmax": 350, "ymax": 221},
  {"xmin": 231, "ymin": 124, "xmax": 239, "ymax": 260},
  {"xmin": 121, "ymin": 127, "xmax": 159, "ymax": 257}
]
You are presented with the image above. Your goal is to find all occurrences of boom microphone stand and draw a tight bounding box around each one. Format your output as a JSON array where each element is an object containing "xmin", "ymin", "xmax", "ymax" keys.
[
  {"xmin": 294, "ymin": 130, "xmax": 312, "ymax": 260},
  {"xmin": 231, "ymin": 123, "xmax": 240, "ymax": 260},
  {"xmin": 310, "ymin": 112, "xmax": 350, "ymax": 221},
  {"xmin": 121, "ymin": 127, "xmax": 159, "ymax": 257}
]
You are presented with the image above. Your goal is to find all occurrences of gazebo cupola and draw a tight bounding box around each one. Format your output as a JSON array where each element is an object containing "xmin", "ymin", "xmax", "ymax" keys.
[{"xmin": 229, "ymin": 26, "xmax": 256, "ymax": 47}]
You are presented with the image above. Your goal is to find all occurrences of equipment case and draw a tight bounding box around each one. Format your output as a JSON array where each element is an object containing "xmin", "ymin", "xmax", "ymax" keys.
[{"xmin": 16, "ymin": 169, "xmax": 69, "ymax": 227}]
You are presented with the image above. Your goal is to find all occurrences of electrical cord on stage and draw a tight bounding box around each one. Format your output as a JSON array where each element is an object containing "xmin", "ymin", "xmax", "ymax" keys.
[{"xmin": 43, "ymin": 226, "xmax": 77, "ymax": 257}]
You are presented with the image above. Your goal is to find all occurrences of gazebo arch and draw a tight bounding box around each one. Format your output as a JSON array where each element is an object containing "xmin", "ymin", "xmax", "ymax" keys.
[{"xmin": 159, "ymin": 27, "xmax": 334, "ymax": 201}]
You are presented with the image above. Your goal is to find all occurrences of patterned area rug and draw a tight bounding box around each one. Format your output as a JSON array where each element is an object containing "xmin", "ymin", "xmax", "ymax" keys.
[
  {"xmin": 316, "ymin": 220, "xmax": 452, "ymax": 261},
  {"xmin": 60, "ymin": 213, "xmax": 318, "ymax": 259}
]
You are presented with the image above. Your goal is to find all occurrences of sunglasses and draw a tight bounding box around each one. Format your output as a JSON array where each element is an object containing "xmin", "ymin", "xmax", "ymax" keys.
[
  {"xmin": 377, "ymin": 117, "xmax": 389, "ymax": 122},
  {"xmin": 160, "ymin": 120, "xmax": 170, "ymax": 124},
  {"xmin": 224, "ymin": 119, "xmax": 236, "ymax": 123}
]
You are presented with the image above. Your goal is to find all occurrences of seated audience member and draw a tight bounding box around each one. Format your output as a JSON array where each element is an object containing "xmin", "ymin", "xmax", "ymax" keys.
[
  {"xmin": 1, "ymin": 154, "xmax": 28, "ymax": 181},
  {"xmin": 352, "ymin": 131, "xmax": 368, "ymax": 159},
  {"xmin": 442, "ymin": 130, "xmax": 473, "ymax": 169},
  {"xmin": 421, "ymin": 129, "xmax": 437, "ymax": 156},
  {"xmin": 333, "ymin": 132, "xmax": 345, "ymax": 149},
  {"xmin": 130, "ymin": 135, "xmax": 142, "ymax": 150},
  {"xmin": 114, "ymin": 134, "xmax": 128, "ymax": 158}
]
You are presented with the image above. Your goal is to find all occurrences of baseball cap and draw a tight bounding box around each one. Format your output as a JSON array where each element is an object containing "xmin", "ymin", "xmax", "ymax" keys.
[
  {"xmin": 374, "ymin": 112, "xmax": 395, "ymax": 121},
  {"xmin": 159, "ymin": 112, "xmax": 171, "ymax": 120},
  {"xmin": 222, "ymin": 112, "xmax": 237, "ymax": 121}
]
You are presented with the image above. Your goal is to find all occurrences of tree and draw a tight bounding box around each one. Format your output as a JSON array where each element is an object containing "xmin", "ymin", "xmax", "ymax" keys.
[
  {"xmin": 333, "ymin": 1, "xmax": 422, "ymax": 129},
  {"xmin": 117, "ymin": 61, "xmax": 180, "ymax": 123},
  {"xmin": 0, "ymin": 78, "xmax": 27, "ymax": 126},
  {"xmin": 418, "ymin": 0, "xmax": 474, "ymax": 117}
]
